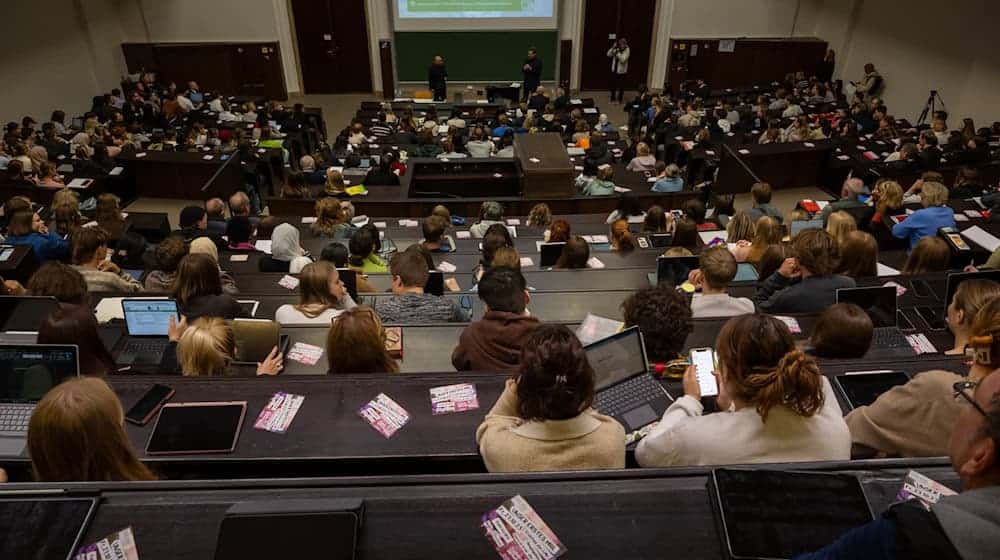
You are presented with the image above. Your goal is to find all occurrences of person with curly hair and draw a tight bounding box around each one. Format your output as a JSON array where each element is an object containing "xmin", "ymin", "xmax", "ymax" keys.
[
  {"xmin": 475, "ymin": 324, "xmax": 626, "ymax": 472},
  {"xmin": 621, "ymin": 287, "xmax": 693, "ymax": 363}
]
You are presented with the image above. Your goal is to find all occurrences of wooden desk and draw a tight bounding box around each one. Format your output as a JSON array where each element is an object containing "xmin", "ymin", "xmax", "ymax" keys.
[
  {"xmin": 117, "ymin": 151, "xmax": 243, "ymax": 199},
  {"xmin": 515, "ymin": 133, "xmax": 575, "ymax": 198}
]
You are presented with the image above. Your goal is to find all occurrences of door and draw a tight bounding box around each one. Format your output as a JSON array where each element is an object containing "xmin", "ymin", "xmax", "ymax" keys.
[
  {"xmin": 290, "ymin": 0, "xmax": 373, "ymax": 93},
  {"xmin": 580, "ymin": 0, "xmax": 656, "ymax": 92}
]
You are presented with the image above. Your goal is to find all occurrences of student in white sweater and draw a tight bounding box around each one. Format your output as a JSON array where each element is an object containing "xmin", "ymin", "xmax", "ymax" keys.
[
  {"xmin": 275, "ymin": 261, "xmax": 356, "ymax": 325},
  {"xmin": 636, "ymin": 314, "xmax": 850, "ymax": 467},
  {"xmin": 687, "ymin": 246, "xmax": 755, "ymax": 318}
]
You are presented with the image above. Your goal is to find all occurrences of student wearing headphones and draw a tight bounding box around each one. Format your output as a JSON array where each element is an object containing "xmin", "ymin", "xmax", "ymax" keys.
[{"xmin": 846, "ymin": 295, "xmax": 1000, "ymax": 457}]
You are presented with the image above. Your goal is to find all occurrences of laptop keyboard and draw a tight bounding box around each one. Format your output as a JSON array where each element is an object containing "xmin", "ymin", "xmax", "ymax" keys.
[
  {"xmin": 121, "ymin": 339, "xmax": 169, "ymax": 362},
  {"xmin": 596, "ymin": 374, "xmax": 666, "ymax": 417},
  {"xmin": 873, "ymin": 327, "xmax": 910, "ymax": 349},
  {"xmin": 0, "ymin": 404, "xmax": 33, "ymax": 434}
]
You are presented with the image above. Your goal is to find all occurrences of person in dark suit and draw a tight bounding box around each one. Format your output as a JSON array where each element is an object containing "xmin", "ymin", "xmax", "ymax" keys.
[
  {"xmin": 521, "ymin": 48, "xmax": 542, "ymax": 101},
  {"xmin": 428, "ymin": 55, "xmax": 448, "ymax": 102}
]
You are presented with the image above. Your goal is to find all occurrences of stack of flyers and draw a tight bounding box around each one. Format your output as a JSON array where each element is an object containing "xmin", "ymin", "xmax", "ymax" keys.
[
  {"xmin": 253, "ymin": 392, "xmax": 305, "ymax": 434},
  {"xmin": 896, "ymin": 470, "xmax": 957, "ymax": 510},
  {"xmin": 278, "ymin": 275, "xmax": 300, "ymax": 290},
  {"xmin": 481, "ymin": 495, "xmax": 566, "ymax": 560},
  {"xmin": 74, "ymin": 527, "xmax": 139, "ymax": 560},
  {"xmin": 286, "ymin": 342, "xmax": 323, "ymax": 365},
  {"xmin": 358, "ymin": 393, "xmax": 410, "ymax": 438},
  {"xmin": 430, "ymin": 383, "xmax": 479, "ymax": 415},
  {"xmin": 773, "ymin": 315, "xmax": 802, "ymax": 334}
]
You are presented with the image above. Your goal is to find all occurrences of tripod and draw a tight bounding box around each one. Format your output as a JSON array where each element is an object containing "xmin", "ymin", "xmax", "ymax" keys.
[{"xmin": 917, "ymin": 90, "xmax": 946, "ymax": 126}]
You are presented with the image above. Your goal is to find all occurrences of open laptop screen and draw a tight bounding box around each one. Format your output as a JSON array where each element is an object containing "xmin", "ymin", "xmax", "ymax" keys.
[
  {"xmin": 123, "ymin": 299, "xmax": 179, "ymax": 337},
  {"xmin": 656, "ymin": 256, "xmax": 699, "ymax": 287},
  {"xmin": 0, "ymin": 344, "xmax": 79, "ymax": 403},
  {"xmin": 836, "ymin": 286, "xmax": 897, "ymax": 328},
  {"xmin": 0, "ymin": 296, "xmax": 60, "ymax": 332},
  {"xmin": 585, "ymin": 327, "xmax": 648, "ymax": 391}
]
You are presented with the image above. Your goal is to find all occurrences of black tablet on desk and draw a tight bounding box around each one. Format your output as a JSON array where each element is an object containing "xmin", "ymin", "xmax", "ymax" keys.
[
  {"xmin": 710, "ymin": 468, "xmax": 873, "ymax": 560},
  {"xmin": 146, "ymin": 401, "xmax": 247, "ymax": 455},
  {"xmin": 0, "ymin": 494, "xmax": 98, "ymax": 560},
  {"xmin": 834, "ymin": 370, "xmax": 910, "ymax": 410}
]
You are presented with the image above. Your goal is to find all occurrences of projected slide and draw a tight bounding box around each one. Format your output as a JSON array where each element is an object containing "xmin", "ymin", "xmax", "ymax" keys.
[{"xmin": 398, "ymin": 0, "xmax": 554, "ymax": 19}]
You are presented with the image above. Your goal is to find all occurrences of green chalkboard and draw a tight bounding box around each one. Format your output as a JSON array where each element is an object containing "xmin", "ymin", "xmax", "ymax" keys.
[{"xmin": 395, "ymin": 31, "xmax": 557, "ymax": 82}]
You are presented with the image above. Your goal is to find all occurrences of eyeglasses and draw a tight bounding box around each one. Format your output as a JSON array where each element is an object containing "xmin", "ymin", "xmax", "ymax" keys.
[{"xmin": 953, "ymin": 381, "xmax": 989, "ymax": 419}]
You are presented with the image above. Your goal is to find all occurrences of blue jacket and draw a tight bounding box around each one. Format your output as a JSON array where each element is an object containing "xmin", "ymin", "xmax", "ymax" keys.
[
  {"xmin": 652, "ymin": 177, "xmax": 684, "ymax": 193},
  {"xmin": 891, "ymin": 206, "xmax": 956, "ymax": 250},
  {"xmin": 4, "ymin": 232, "xmax": 69, "ymax": 263}
]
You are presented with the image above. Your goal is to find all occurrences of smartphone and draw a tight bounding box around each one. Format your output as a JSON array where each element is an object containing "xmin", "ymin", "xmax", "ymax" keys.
[
  {"xmin": 946, "ymin": 233, "xmax": 969, "ymax": 251},
  {"xmin": 916, "ymin": 306, "xmax": 948, "ymax": 331},
  {"xmin": 689, "ymin": 347, "xmax": 719, "ymax": 397},
  {"xmin": 125, "ymin": 384, "xmax": 175, "ymax": 426}
]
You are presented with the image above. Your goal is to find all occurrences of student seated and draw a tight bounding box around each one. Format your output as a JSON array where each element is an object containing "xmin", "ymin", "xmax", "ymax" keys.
[
  {"xmin": 38, "ymin": 304, "xmax": 118, "ymax": 376},
  {"xmin": 554, "ymin": 236, "xmax": 590, "ymax": 269},
  {"xmin": 746, "ymin": 182, "xmax": 783, "ymax": 224},
  {"xmin": 70, "ymin": 227, "xmax": 143, "ymax": 293},
  {"xmin": 189, "ymin": 237, "xmax": 239, "ymax": 296},
  {"xmin": 469, "ymin": 201, "xmax": 505, "ymax": 238},
  {"xmin": 609, "ymin": 219, "xmax": 636, "ymax": 252},
  {"xmin": 176, "ymin": 206, "xmax": 226, "ymax": 249},
  {"xmin": 846, "ymin": 296, "xmax": 1000, "ymax": 457},
  {"xmin": 622, "ymin": 287, "xmax": 693, "ymax": 364},
  {"xmin": 892, "ymin": 181, "xmax": 956, "ymax": 250},
  {"xmin": 944, "ymin": 280, "xmax": 1000, "ymax": 356},
  {"xmin": 26, "ymin": 262, "xmax": 88, "ymax": 305},
  {"xmin": 796, "ymin": 369, "xmax": 1000, "ymax": 560},
  {"xmin": 476, "ymin": 324, "xmax": 626, "ymax": 472},
  {"xmin": 4, "ymin": 209, "xmax": 69, "ymax": 263},
  {"xmin": 820, "ymin": 178, "xmax": 867, "ymax": 223},
  {"xmin": 26, "ymin": 377, "xmax": 157, "ymax": 482},
  {"xmin": 625, "ymin": 142, "xmax": 656, "ymax": 172},
  {"xmin": 651, "ymin": 163, "xmax": 684, "ymax": 193},
  {"xmin": 754, "ymin": 229, "xmax": 856, "ymax": 314},
  {"xmin": 901, "ymin": 236, "xmax": 951, "ymax": 275},
  {"xmin": 275, "ymin": 261, "xmax": 356, "ymax": 325},
  {"xmin": 169, "ymin": 317, "xmax": 282, "ymax": 376},
  {"xmin": 688, "ymin": 246, "xmax": 755, "ymax": 318},
  {"xmin": 363, "ymin": 154, "xmax": 401, "ymax": 186},
  {"xmin": 825, "ymin": 210, "xmax": 857, "ymax": 247},
  {"xmin": 578, "ymin": 165, "xmax": 616, "ymax": 196},
  {"xmin": 807, "ymin": 303, "xmax": 873, "ymax": 359},
  {"xmin": 326, "ymin": 306, "xmax": 399, "ymax": 374},
  {"xmin": 421, "ymin": 214, "xmax": 456, "ymax": 253},
  {"xmin": 225, "ymin": 216, "xmax": 256, "ymax": 251},
  {"xmin": 641, "ymin": 205, "xmax": 672, "ymax": 234},
  {"xmin": 347, "ymin": 225, "xmax": 388, "ymax": 274},
  {"xmin": 452, "ymin": 267, "xmax": 540, "ymax": 374},
  {"xmin": 526, "ymin": 203, "xmax": 552, "ymax": 228},
  {"xmin": 374, "ymin": 249, "xmax": 469, "ymax": 324},
  {"xmin": 835, "ymin": 230, "xmax": 878, "ymax": 279},
  {"xmin": 260, "ymin": 223, "xmax": 312, "ymax": 273},
  {"xmin": 172, "ymin": 254, "xmax": 242, "ymax": 321},
  {"xmin": 635, "ymin": 314, "xmax": 850, "ymax": 467},
  {"xmin": 311, "ymin": 197, "xmax": 353, "ymax": 239},
  {"xmin": 94, "ymin": 193, "xmax": 127, "ymax": 240},
  {"xmin": 144, "ymin": 236, "xmax": 187, "ymax": 292}
]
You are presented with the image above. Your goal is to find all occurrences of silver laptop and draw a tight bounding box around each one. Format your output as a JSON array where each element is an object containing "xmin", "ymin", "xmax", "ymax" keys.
[{"xmin": 586, "ymin": 327, "xmax": 673, "ymax": 432}]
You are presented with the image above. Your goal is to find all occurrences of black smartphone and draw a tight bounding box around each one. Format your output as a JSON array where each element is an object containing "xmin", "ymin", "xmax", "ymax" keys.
[
  {"xmin": 896, "ymin": 311, "xmax": 915, "ymax": 331},
  {"xmin": 125, "ymin": 384, "xmax": 175, "ymax": 426},
  {"xmin": 916, "ymin": 306, "xmax": 948, "ymax": 331},
  {"xmin": 911, "ymin": 279, "xmax": 936, "ymax": 300}
]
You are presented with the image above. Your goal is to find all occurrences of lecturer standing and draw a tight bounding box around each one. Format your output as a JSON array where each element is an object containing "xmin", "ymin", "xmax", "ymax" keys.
[
  {"xmin": 521, "ymin": 48, "xmax": 542, "ymax": 102},
  {"xmin": 428, "ymin": 55, "xmax": 448, "ymax": 101},
  {"xmin": 606, "ymin": 38, "xmax": 630, "ymax": 103}
]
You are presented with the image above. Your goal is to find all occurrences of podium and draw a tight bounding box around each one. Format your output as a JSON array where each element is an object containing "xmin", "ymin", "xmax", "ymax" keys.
[{"xmin": 514, "ymin": 133, "xmax": 576, "ymax": 198}]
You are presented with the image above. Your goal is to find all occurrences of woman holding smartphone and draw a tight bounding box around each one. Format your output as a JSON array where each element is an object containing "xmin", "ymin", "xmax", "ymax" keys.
[{"xmin": 635, "ymin": 314, "xmax": 850, "ymax": 467}]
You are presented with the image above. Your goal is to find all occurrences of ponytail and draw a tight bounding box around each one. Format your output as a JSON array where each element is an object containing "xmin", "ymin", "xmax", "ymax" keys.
[
  {"xmin": 968, "ymin": 298, "xmax": 1000, "ymax": 369},
  {"xmin": 740, "ymin": 349, "xmax": 823, "ymax": 422}
]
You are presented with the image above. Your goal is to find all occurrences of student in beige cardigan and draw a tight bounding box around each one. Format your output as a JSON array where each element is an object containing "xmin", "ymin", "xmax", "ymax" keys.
[
  {"xmin": 476, "ymin": 324, "xmax": 625, "ymax": 472},
  {"xmin": 636, "ymin": 314, "xmax": 851, "ymax": 467},
  {"xmin": 846, "ymin": 296, "xmax": 1000, "ymax": 457}
]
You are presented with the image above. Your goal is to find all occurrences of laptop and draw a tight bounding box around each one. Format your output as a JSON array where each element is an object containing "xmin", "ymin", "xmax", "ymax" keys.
[
  {"xmin": 733, "ymin": 262, "xmax": 758, "ymax": 282},
  {"xmin": 655, "ymin": 255, "xmax": 700, "ymax": 287},
  {"xmin": 835, "ymin": 286, "xmax": 913, "ymax": 358},
  {"xmin": 834, "ymin": 370, "xmax": 911, "ymax": 410},
  {"xmin": 0, "ymin": 494, "xmax": 99, "ymax": 560},
  {"xmin": 648, "ymin": 233, "xmax": 673, "ymax": 248},
  {"xmin": 585, "ymin": 327, "xmax": 673, "ymax": 432},
  {"xmin": 425, "ymin": 270, "xmax": 444, "ymax": 296},
  {"xmin": 0, "ymin": 296, "xmax": 61, "ymax": 334},
  {"xmin": 335, "ymin": 268, "xmax": 360, "ymax": 301},
  {"xmin": 790, "ymin": 218, "xmax": 824, "ymax": 237},
  {"xmin": 539, "ymin": 242, "xmax": 566, "ymax": 268},
  {"xmin": 0, "ymin": 344, "xmax": 79, "ymax": 457},
  {"xmin": 117, "ymin": 299, "xmax": 179, "ymax": 366}
]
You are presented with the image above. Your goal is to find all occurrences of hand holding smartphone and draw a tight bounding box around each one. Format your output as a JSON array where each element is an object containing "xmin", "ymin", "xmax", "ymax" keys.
[{"xmin": 689, "ymin": 347, "xmax": 719, "ymax": 397}]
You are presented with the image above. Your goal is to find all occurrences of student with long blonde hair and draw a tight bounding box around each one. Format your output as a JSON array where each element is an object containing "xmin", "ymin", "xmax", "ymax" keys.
[
  {"xmin": 27, "ymin": 377, "xmax": 156, "ymax": 482},
  {"xmin": 275, "ymin": 261, "xmax": 356, "ymax": 325},
  {"xmin": 826, "ymin": 210, "xmax": 858, "ymax": 246},
  {"xmin": 173, "ymin": 317, "xmax": 283, "ymax": 376}
]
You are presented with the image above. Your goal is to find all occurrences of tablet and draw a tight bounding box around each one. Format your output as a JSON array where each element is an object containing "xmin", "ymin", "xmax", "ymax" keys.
[
  {"xmin": 145, "ymin": 401, "xmax": 247, "ymax": 455},
  {"xmin": 710, "ymin": 469, "xmax": 873, "ymax": 560},
  {"xmin": 834, "ymin": 371, "xmax": 910, "ymax": 410},
  {"xmin": 0, "ymin": 495, "xmax": 98, "ymax": 560}
]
